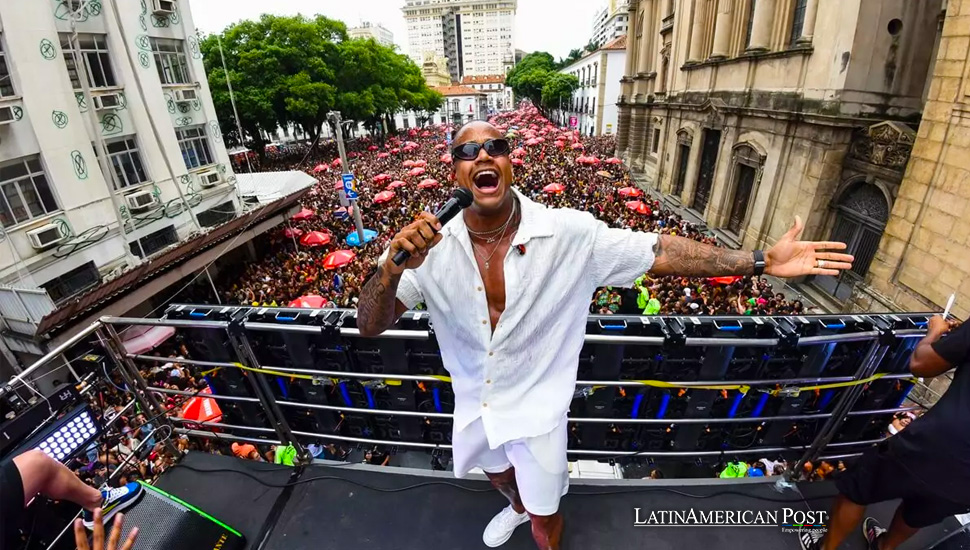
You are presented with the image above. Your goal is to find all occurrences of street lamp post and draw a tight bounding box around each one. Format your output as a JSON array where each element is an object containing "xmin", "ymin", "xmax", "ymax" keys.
[{"xmin": 328, "ymin": 111, "xmax": 366, "ymax": 246}]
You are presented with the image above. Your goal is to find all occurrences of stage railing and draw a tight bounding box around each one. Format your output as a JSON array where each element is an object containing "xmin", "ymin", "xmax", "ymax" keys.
[{"xmin": 0, "ymin": 306, "xmax": 936, "ymax": 481}]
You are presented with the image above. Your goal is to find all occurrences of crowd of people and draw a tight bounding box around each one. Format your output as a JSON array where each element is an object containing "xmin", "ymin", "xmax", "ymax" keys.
[{"xmin": 217, "ymin": 106, "xmax": 812, "ymax": 316}]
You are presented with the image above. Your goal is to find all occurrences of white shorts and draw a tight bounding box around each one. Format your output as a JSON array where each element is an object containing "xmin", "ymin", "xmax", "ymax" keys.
[{"xmin": 452, "ymin": 417, "xmax": 569, "ymax": 516}]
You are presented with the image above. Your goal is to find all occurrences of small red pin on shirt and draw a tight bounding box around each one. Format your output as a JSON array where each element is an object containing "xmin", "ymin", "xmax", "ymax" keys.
[{"xmin": 515, "ymin": 244, "xmax": 526, "ymax": 256}]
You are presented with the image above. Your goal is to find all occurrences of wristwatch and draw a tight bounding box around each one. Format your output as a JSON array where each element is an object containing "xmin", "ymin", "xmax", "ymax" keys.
[{"xmin": 753, "ymin": 250, "xmax": 766, "ymax": 276}]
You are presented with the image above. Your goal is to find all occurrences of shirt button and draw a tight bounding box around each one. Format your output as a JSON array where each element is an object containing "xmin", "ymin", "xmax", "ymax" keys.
[
  {"xmin": 482, "ymin": 402, "xmax": 488, "ymax": 407},
  {"xmin": 482, "ymin": 320, "xmax": 487, "ymax": 325},
  {"xmin": 488, "ymin": 351, "xmax": 494, "ymax": 356},
  {"xmin": 486, "ymin": 379, "xmax": 492, "ymax": 384},
  {"xmin": 477, "ymin": 286, "xmax": 483, "ymax": 291}
]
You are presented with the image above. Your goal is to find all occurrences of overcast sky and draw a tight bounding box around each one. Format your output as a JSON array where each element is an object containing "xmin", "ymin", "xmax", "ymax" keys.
[{"xmin": 189, "ymin": 0, "xmax": 602, "ymax": 62}]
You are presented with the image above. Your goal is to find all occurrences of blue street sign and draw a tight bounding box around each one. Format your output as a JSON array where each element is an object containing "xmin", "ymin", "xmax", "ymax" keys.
[{"xmin": 342, "ymin": 173, "xmax": 358, "ymax": 200}]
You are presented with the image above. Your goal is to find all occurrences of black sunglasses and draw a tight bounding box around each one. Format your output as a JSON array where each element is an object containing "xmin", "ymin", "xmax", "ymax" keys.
[{"xmin": 451, "ymin": 138, "xmax": 511, "ymax": 161}]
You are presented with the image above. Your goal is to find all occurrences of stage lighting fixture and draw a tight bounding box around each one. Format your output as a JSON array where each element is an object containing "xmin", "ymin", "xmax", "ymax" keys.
[{"xmin": 35, "ymin": 406, "xmax": 99, "ymax": 463}]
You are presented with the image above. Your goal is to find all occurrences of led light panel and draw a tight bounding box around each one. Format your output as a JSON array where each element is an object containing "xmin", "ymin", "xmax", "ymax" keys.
[{"xmin": 35, "ymin": 409, "xmax": 98, "ymax": 462}]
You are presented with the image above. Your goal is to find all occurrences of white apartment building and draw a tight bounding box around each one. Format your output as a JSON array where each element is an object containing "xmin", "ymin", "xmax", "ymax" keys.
[
  {"xmin": 0, "ymin": 0, "xmax": 261, "ymax": 368},
  {"xmin": 551, "ymin": 36, "xmax": 627, "ymax": 137},
  {"xmin": 348, "ymin": 22, "xmax": 395, "ymax": 48},
  {"xmin": 591, "ymin": 0, "xmax": 630, "ymax": 47},
  {"xmin": 460, "ymin": 75, "xmax": 510, "ymax": 114},
  {"xmin": 403, "ymin": 0, "xmax": 516, "ymax": 83}
]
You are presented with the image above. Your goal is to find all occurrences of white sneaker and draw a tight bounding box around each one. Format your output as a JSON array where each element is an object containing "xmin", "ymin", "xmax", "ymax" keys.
[{"xmin": 483, "ymin": 504, "xmax": 530, "ymax": 547}]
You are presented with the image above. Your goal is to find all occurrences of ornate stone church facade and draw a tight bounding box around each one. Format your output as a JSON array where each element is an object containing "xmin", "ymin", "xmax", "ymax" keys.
[{"xmin": 616, "ymin": 0, "xmax": 944, "ymax": 310}]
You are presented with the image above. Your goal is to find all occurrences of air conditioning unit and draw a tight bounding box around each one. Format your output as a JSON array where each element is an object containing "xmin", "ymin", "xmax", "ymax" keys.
[
  {"xmin": 26, "ymin": 224, "xmax": 65, "ymax": 249},
  {"xmin": 173, "ymin": 88, "xmax": 198, "ymax": 103},
  {"xmin": 0, "ymin": 105, "xmax": 17, "ymax": 126},
  {"xmin": 93, "ymin": 94, "xmax": 122, "ymax": 111},
  {"xmin": 126, "ymin": 190, "xmax": 158, "ymax": 211},
  {"xmin": 198, "ymin": 170, "xmax": 221, "ymax": 188},
  {"xmin": 152, "ymin": 0, "xmax": 176, "ymax": 15}
]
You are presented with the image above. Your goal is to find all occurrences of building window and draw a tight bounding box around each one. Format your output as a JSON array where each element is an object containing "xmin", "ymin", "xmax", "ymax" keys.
[
  {"xmin": 197, "ymin": 201, "xmax": 236, "ymax": 228},
  {"xmin": 60, "ymin": 34, "xmax": 116, "ymax": 90},
  {"xmin": 0, "ymin": 38, "xmax": 14, "ymax": 97},
  {"xmin": 652, "ymin": 128, "xmax": 661, "ymax": 154},
  {"xmin": 130, "ymin": 225, "xmax": 179, "ymax": 258},
  {"xmin": 175, "ymin": 125, "xmax": 214, "ymax": 170},
  {"xmin": 745, "ymin": 0, "xmax": 756, "ymax": 48},
  {"xmin": 0, "ymin": 157, "xmax": 59, "ymax": 228},
  {"xmin": 403, "ymin": 116, "xmax": 410, "ymax": 128},
  {"xmin": 41, "ymin": 261, "xmax": 101, "ymax": 304},
  {"xmin": 150, "ymin": 38, "xmax": 191, "ymax": 85},
  {"xmin": 106, "ymin": 138, "xmax": 149, "ymax": 190},
  {"xmin": 789, "ymin": 0, "xmax": 808, "ymax": 46}
]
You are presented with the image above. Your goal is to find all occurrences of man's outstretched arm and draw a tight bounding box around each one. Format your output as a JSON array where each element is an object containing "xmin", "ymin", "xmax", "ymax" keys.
[{"xmin": 649, "ymin": 216, "xmax": 854, "ymax": 279}]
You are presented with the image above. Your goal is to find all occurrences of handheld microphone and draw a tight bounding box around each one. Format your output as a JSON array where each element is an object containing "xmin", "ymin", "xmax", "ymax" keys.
[{"xmin": 392, "ymin": 187, "xmax": 474, "ymax": 266}]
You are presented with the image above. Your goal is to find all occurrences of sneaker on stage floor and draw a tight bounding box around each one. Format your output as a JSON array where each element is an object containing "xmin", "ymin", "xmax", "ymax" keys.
[
  {"xmin": 798, "ymin": 526, "xmax": 823, "ymax": 550},
  {"xmin": 82, "ymin": 482, "xmax": 144, "ymax": 529},
  {"xmin": 483, "ymin": 504, "xmax": 530, "ymax": 547},
  {"xmin": 863, "ymin": 517, "xmax": 887, "ymax": 550}
]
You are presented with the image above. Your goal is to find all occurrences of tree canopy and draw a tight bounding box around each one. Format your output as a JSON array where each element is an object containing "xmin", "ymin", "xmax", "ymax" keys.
[
  {"xmin": 505, "ymin": 51, "xmax": 580, "ymax": 114},
  {"xmin": 200, "ymin": 14, "xmax": 442, "ymax": 150}
]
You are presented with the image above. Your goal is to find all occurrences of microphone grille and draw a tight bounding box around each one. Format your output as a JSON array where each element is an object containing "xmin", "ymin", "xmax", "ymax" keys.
[{"xmin": 453, "ymin": 187, "xmax": 474, "ymax": 208}]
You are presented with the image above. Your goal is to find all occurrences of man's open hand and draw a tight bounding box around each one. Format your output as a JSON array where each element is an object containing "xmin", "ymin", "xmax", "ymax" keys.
[
  {"xmin": 765, "ymin": 217, "xmax": 855, "ymax": 278},
  {"xmin": 74, "ymin": 508, "xmax": 138, "ymax": 550}
]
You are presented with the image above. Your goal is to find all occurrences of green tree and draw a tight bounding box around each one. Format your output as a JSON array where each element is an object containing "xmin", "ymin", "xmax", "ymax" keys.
[
  {"xmin": 541, "ymin": 73, "xmax": 580, "ymax": 111},
  {"xmin": 506, "ymin": 52, "xmax": 558, "ymax": 112},
  {"xmin": 557, "ymin": 48, "xmax": 584, "ymax": 69}
]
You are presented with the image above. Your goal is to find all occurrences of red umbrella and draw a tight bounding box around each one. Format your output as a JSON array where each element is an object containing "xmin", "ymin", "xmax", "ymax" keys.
[
  {"xmin": 377, "ymin": 152, "xmax": 390, "ymax": 159},
  {"xmin": 589, "ymin": 156, "xmax": 601, "ymax": 165},
  {"xmin": 334, "ymin": 205, "xmax": 354, "ymax": 219},
  {"xmin": 606, "ymin": 157, "xmax": 622, "ymax": 165},
  {"xmin": 709, "ymin": 276, "xmax": 743, "ymax": 285},
  {"xmin": 288, "ymin": 294, "xmax": 328, "ymax": 308},
  {"xmin": 543, "ymin": 183, "xmax": 565, "ymax": 194},
  {"xmin": 282, "ymin": 227, "xmax": 303, "ymax": 238},
  {"xmin": 291, "ymin": 207, "xmax": 315, "ymax": 221},
  {"xmin": 413, "ymin": 159, "xmax": 427, "ymax": 168},
  {"xmin": 511, "ymin": 158, "xmax": 524, "ymax": 166},
  {"xmin": 625, "ymin": 201, "xmax": 652, "ymax": 215},
  {"xmin": 512, "ymin": 147, "xmax": 527, "ymax": 157},
  {"xmin": 618, "ymin": 186, "xmax": 642, "ymax": 197},
  {"xmin": 435, "ymin": 143, "xmax": 447, "ymax": 150},
  {"xmin": 421, "ymin": 131, "xmax": 432, "ymax": 137},
  {"xmin": 312, "ymin": 164, "xmax": 328, "ymax": 173},
  {"xmin": 555, "ymin": 140, "xmax": 566, "ymax": 147},
  {"xmin": 388, "ymin": 180, "xmax": 407, "ymax": 189},
  {"xmin": 322, "ymin": 249, "xmax": 356, "ymax": 270},
  {"xmin": 181, "ymin": 389, "xmax": 222, "ymax": 423},
  {"xmin": 374, "ymin": 190, "xmax": 396, "ymax": 204},
  {"xmin": 391, "ymin": 148, "xmax": 401, "ymax": 154},
  {"xmin": 571, "ymin": 142, "xmax": 584, "ymax": 150},
  {"xmin": 418, "ymin": 178, "xmax": 439, "ymax": 189},
  {"xmin": 526, "ymin": 138, "xmax": 540, "ymax": 146},
  {"xmin": 331, "ymin": 158, "xmax": 342, "ymax": 167},
  {"xmin": 403, "ymin": 159, "xmax": 416, "ymax": 168},
  {"xmin": 408, "ymin": 167, "xmax": 426, "ymax": 177},
  {"xmin": 373, "ymin": 173, "xmax": 391, "ymax": 183},
  {"xmin": 405, "ymin": 141, "xmax": 419, "ymax": 148},
  {"xmin": 300, "ymin": 231, "xmax": 332, "ymax": 247},
  {"xmin": 440, "ymin": 154, "xmax": 453, "ymax": 164},
  {"xmin": 368, "ymin": 145, "xmax": 379, "ymax": 151}
]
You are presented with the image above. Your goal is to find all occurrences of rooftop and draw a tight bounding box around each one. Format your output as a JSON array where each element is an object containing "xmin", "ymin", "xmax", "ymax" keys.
[
  {"xmin": 432, "ymin": 85, "xmax": 486, "ymax": 96},
  {"xmin": 460, "ymin": 74, "xmax": 505, "ymax": 85},
  {"xmin": 602, "ymin": 35, "xmax": 627, "ymax": 50}
]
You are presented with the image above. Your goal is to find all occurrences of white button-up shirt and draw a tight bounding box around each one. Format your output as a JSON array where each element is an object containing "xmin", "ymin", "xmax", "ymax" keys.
[{"xmin": 396, "ymin": 188, "xmax": 659, "ymax": 447}]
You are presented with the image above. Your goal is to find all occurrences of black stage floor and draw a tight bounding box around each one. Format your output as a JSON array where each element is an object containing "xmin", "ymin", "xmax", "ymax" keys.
[{"xmin": 153, "ymin": 452, "xmax": 967, "ymax": 550}]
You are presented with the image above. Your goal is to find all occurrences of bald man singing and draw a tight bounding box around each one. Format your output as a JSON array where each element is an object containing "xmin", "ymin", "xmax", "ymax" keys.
[{"xmin": 357, "ymin": 121, "xmax": 853, "ymax": 549}]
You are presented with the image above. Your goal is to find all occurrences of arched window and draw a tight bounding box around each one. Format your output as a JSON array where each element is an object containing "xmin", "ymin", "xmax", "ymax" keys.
[
  {"xmin": 816, "ymin": 182, "xmax": 890, "ymax": 300},
  {"xmin": 672, "ymin": 129, "xmax": 693, "ymax": 196}
]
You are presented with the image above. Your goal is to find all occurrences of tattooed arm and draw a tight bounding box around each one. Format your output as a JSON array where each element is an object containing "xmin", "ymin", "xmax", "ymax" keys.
[
  {"xmin": 649, "ymin": 234, "xmax": 756, "ymax": 277},
  {"xmin": 356, "ymin": 265, "xmax": 410, "ymax": 337}
]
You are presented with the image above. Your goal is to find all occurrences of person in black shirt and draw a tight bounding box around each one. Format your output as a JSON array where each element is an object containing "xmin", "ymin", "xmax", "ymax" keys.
[{"xmin": 802, "ymin": 315, "xmax": 970, "ymax": 550}]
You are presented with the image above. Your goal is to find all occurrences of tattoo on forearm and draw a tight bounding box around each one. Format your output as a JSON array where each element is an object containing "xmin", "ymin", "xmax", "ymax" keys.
[
  {"xmin": 651, "ymin": 234, "xmax": 754, "ymax": 277},
  {"xmin": 357, "ymin": 264, "xmax": 400, "ymax": 333}
]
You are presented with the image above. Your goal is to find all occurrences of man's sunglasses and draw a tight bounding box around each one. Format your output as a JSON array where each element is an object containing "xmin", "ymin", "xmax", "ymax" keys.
[{"xmin": 451, "ymin": 138, "xmax": 511, "ymax": 161}]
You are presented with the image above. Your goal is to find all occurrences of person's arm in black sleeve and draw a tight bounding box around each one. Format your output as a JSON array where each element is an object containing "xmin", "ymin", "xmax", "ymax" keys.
[{"xmin": 910, "ymin": 315, "xmax": 967, "ymax": 378}]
